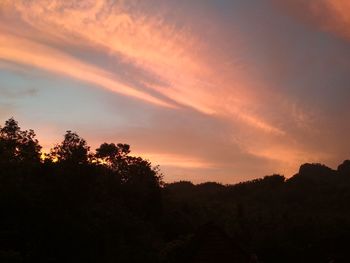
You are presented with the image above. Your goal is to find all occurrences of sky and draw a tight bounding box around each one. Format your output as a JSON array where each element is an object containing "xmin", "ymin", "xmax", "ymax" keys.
[{"xmin": 0, "ymin": 0, "xmax": 349, "ymax": 183}]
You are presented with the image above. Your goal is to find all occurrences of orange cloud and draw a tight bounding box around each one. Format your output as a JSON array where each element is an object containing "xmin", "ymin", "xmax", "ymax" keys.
[
  {"xmin": 0, "ymin": 32, "xmax": 173, "ymax": 108},
  {"xmin": 0, "ymin": 0, "xmax": 288, "ymax": 134},
  {"xmin": 135, "ymin": 152, "xmax": 217, "ymax": 169},
  {"xmin": 273, "ymin": 0, "xmax": 350, "ymax": 41},
  {"xmin": 324, "ymin": 0, "xmax": 350, "ymax": 39},
  {"xmin": 1, "ymin": 0, "xmax": 321, "ymax": 176}
]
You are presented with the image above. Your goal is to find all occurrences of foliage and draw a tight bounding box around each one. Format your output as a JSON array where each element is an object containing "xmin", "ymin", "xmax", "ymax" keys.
[
  {"xmin": 1, "ymin": 118, "xmax": 350, "ymax": 262},
  {"xmin": 49, "ymin": 130, "xmax": 90, "ymax": 164},
  {"xmin": 0, "ymin": 118, "xmax": 41, "ymax": 165}
]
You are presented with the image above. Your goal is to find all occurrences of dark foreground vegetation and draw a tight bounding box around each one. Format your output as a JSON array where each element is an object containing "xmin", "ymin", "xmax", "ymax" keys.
[{"xmin": 1, "ymin": 118, "xmax": 350, "ymax": 262}]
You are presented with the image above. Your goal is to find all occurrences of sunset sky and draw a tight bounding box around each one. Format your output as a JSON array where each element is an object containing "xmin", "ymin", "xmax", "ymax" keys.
[{"xmin": 0, "ymin": 0, "xmax": 349, "ymax": 183}]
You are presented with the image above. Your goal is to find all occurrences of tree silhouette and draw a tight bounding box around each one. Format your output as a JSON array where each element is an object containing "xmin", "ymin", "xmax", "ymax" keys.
[
  {"xmin": 49, "ymin": 130, "xmax": 89, "ymax": 164},
  {"xmin": 338, "ymin": 160, "xmax": 350, "ymax": 176},
  {"xmin": 95, "ymin": 142, "xmax": 130, "ymax": 170},
  {"xmin": 96, "ymin": 142, "xmax": 163, "ymax": 219},
  {"xmin": 1, "ymin": 117, "xmax": 350, "ymax": 263},
  {"xmin": 0, "ymin": 118, "xmax": 41, "ymax": 165}
]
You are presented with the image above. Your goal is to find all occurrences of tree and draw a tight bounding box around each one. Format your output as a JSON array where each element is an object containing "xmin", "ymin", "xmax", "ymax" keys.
[
  {"xmin": 1, "ymin": 118, "xmax": 21, "ymax": 140},
  {"xmin": 0, "ymin": 118, "xmax": 42, "ymax": 165},
  {"xmin": 95, "ymin": 142, "xmax": 163, "ymax": 219},
  {"xmin": 95, "ymin": 143, "xmax": 130, "ymax": 170},
  {"xmin": 49, "ymin": 130, "xmax": 89, "ymax": 164},
  {"xmin": 338, "ymin": 160, "xmax": 350, "ymax": 176},
  {"xmin": 95, "ymin": 142, "xmax": 162, "ymax": 185}
]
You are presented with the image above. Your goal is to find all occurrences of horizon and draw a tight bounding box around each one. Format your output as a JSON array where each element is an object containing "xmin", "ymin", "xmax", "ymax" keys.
[
  {"xmin": 1, "ymin": 116, "xmax": 348, "ymax": 185},
  {"xmin": 1, "ymin": 0, "xmax": 349, "ymax": 183}
]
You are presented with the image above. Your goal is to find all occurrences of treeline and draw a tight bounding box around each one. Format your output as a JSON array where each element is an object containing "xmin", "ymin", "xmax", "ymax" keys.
[{"xmin": 0, "ymin": 118, "xmax": 350, "ymax": 262}]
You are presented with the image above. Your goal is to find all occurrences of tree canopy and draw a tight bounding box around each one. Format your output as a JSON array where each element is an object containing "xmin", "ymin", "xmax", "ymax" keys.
[
  {"xmin": 0, "ymin": 118, "xmax": 349, "ymax": 263},
  {"xmin": 0, "ymin": 118, "xmax": 41, "ymax": 165}
]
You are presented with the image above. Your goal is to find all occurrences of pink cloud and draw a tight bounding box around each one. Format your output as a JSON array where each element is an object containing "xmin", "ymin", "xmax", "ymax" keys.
[
  {"xmin": 273, "ymin": 0, "xmax": 350, "ymax": 41},
  {"xmin": 0, "ymin": 0, "xmax": 333, "ymax": 182}
]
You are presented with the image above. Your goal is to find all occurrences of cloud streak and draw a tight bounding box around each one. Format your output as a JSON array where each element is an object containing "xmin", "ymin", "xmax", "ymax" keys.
[
  {"xmin": 0, "ymin": 32, "xmax": 174, "ymax": 108},
  {"xmin": 0, "ymin": 0, "xmax": 288, "ymax": 133}
]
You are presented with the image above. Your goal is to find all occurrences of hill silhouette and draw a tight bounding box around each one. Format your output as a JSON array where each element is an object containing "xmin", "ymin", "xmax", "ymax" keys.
[{"xmin": 0, "ymin": 118, "xmax": 349, "ymax": 262}]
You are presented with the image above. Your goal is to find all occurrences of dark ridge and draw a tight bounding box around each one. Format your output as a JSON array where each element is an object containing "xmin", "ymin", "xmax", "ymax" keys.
[{"xmin": 1, "ymin": 118, "xmax": 349, "ymax": 262}]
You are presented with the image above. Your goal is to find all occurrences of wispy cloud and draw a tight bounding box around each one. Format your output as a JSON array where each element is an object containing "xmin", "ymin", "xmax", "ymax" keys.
[
  {"xmin": 1, "ymin": 0, "xmax": 346, "ymax": 182},
  {"xmin": 0, "ymin": 87, "xmax": 37, "ymax": 99},
  {"xmin": 0, "ymin": 32, "xmax": 173, "ymax": 108},
  {"xmin": 0, "ymin": 0, "xmax": 289, "ymax": 134}
]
